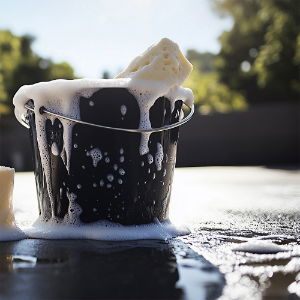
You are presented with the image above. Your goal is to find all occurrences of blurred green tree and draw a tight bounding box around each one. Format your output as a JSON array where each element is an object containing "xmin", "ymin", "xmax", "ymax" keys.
[
  {"xmin": 0, "ymin": 30, "xmax": 76, "ymax": 117},
  {"xmin": 213, "ymin": 0, "xmax": 300, "ymax": 104},
  {"xmin": 186, "ymin": 50, "xmax": 216, "ymax": 73},
  {"xmin": 102, "ymin": 70, "xmax": 111, "ymax": 79},
  {"xmin": 184, "ymin": 49, "xmax": 247, "ymax": 114}
]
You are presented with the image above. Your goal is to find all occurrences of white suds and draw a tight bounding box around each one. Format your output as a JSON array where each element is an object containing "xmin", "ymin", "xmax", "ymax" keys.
[
  {"xmin": 64, "ymin": 192, "xmax": 81, "ymax": 225},
  {"xmin": 24, "ymin": 219, "xmax": 190, "ymax": 241},
  {"xmin": 147, "ymin": 154, "xmax": 154, "ymax": 164},
  {"xmin": 128, "ymin": 84, "xmax": 193, "ymax": 155},
  {"xmin": 107, "ymin": 174, "xmax": 114, "ymax": 182},
  {"xmin": 0, "ymin": 228, "xmax": 26, "ymax": 241},
  {"xmin": 120, "ymin": 105, "xmax": 127, "ymax": 116},
  {"xmin": 155, "ymin": 142, "xmax": 164, "ymax": 171},
  {"xmin": 119, "ymin": 168, "xmax": 125, "ymax": 176},
  {"xmin": 86, "ymin": 148, "xmax": 102, "ymax": 167},
  {"xmin": 51, "ymin": 142, "xmax": 60, "ymax": 156}
]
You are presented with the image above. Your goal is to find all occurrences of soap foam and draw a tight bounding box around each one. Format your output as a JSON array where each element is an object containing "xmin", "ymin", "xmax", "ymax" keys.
[
  {"xmin": 233, "ymin": 240, "xmax": 288, "ymax": 254},
  {"xmin": 24, "ymin": 219, "xmax": 190, "ymax": 241},
  {"xmin": 128, "ymin": 85, "xmax": 193, "ymax": 155},
  {"xmin": 155, "ymin": 142, "xmax": 164, "ymax": 171},
  {"xmin": 0, "ymin": 227, "xmax": 26, "ymax": 241},
  {"xmin": 87, "ymin": 147, "xmax": 103, "ymax": 167}
]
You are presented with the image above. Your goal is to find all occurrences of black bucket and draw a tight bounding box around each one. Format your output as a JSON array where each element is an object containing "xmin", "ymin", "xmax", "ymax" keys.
[{"xmin": 25, "ymin": 87, "xmax": 193, "ymax": 225}]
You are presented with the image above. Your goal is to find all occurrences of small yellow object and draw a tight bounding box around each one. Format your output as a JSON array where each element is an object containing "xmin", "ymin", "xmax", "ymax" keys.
[
  {"xmin": 0, "ymin": 166, "xmax": 15, "ymax": 226},
  {"xmin": 116, "ymin": 38, "xmax": 193, "ymax": 87}
]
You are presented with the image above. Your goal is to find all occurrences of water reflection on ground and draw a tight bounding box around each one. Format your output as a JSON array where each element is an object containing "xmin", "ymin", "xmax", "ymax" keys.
[{"xmin": 0, "ymin": 239, "xmax": 224, "ymax": 299}]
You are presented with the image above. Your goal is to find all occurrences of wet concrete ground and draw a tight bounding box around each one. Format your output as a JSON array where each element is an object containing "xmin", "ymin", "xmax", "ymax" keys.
[
  {"xmin": 2, "ymin": 166, "xmax": 300, "ymax": 299},
  {"xmin": 171, "ymin": 167, "xmax": 300, "ymax": 299}
]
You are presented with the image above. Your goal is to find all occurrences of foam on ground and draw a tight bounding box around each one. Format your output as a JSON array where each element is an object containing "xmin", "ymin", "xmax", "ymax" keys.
[
  {"xmin": 233, "ymin": 240, "xmax": 288, "ymax": 254},
  {"xmin": 0, "ymin": 227, "xmax": 26, "ymax": 241},
  {"xmin": 24, "ymin": 219, "xmax": 190, "ymax": 241}
]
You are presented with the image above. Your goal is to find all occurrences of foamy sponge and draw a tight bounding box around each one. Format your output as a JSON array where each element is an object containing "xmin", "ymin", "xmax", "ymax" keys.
[
  {"xmin": 116, "ymin": 38, "xmax": 193, "ymax": 87},
  {"xmin": 0, "ymin": 166, "xmax": 15, "ymax": 226}
]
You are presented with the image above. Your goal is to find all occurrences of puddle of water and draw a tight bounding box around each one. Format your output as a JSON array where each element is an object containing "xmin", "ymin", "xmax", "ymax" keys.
[
  {"xmin": 172, "ymin": 240, "xmax": 225, "ymax": 299},
  {"xmin": 182, "ymin": 230, "xmax": 300, "ymax": 300}
]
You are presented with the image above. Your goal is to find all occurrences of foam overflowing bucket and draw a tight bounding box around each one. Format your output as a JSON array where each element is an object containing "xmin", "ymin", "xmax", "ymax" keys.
[{"xmin": 20, "ymin": 81, "xmax": 194, "ymax": 226}]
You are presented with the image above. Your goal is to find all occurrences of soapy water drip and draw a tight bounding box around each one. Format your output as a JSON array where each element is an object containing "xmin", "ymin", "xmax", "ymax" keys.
[
  {"xmin": 155, "ymin": 142, "xmax": 164, "ymax": 171},
  {"xmin": 51, "ymin": 142, "xmax": 60, "ymax": 156},
  {"xmin": 147, "ymin": 154, "xmax": 154, "ymax": 164},
  {"xmin": 120, "ymin": 105, "xmax": 127, "ymax": 116}
]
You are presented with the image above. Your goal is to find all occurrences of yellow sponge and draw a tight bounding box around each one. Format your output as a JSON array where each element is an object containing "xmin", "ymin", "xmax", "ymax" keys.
[
  {"xmin": 0, "ymin": 166, "xmax": 15, "ymax": 226},
  {"xmin": 116, "ymin": 38, "xmax": 193, "ymax": 87}
]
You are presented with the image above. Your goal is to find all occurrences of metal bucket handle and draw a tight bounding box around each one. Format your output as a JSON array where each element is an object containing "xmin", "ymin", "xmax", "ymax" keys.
[{"xmin": 22, "ymin": 102, "xmax": 194, "ymax": 133}]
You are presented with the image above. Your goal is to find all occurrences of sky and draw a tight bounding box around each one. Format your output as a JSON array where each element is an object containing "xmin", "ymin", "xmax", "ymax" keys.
[{"xmin": 0, "ymin": 0, "xmax": 232, "ymax": 78}]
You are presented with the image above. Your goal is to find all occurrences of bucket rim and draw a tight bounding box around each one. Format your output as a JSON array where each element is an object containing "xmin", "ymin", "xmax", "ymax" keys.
[{"xmin": 22, "ymin": 102, "xmax": 194, "ymax": 133}]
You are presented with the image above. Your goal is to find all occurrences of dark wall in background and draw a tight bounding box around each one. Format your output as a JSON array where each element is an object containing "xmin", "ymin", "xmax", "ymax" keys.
[
  {"xmin": 177, "ymin": 103, "xmax": 300, "ymax": 167},
  {"xmin": 0, "ymin": 103, "xmax": 299, "ymax": 171},
  {"xmin": 0, "ymin": 120, "xmax": 33, "ymax": 171}
]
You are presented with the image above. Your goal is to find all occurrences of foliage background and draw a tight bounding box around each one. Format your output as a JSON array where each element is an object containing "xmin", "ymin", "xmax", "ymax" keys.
[
  {"xmin": 184, "ymin": 0, "xmax": 300, "ymax": 114},
  {"xmin": 0, "ymin": 31, "xmax": 75, "ymax": 116}
]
